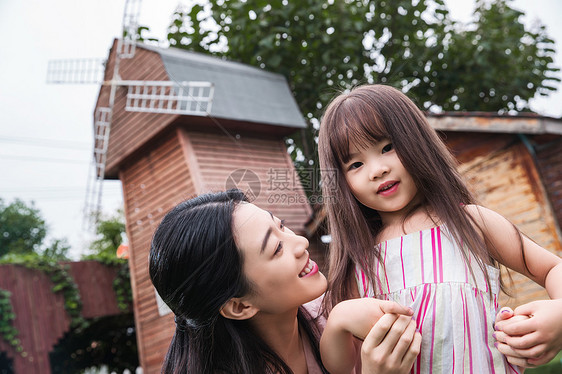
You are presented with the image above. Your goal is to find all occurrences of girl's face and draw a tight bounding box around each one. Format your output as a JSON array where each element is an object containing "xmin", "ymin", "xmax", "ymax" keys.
[
  {"xmin": 232, "ymin": 203, "xmax": 327, "ymax": 314},
  {"xmin": 343, "ymin": 138, "xmax": 419, "ymax": 224}
]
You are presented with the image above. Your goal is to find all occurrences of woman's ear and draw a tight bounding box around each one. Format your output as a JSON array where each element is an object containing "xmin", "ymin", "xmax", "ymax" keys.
[{"xmin": 220, "ymin": 297, "xmax": 259, "ymax": 320}]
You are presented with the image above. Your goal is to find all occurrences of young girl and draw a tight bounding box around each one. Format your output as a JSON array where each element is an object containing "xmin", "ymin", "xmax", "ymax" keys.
[
  {"xmin": 148, "ymin": 189, "xmax": 418, "ymax": 374},
  {"xmin": 317, "ymin": 84, "xmax": 562, "ymax": 373}
]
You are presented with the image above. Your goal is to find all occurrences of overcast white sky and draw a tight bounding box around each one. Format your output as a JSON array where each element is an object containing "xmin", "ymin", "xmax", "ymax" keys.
[{"xmin": 0, "ymin": 0, "xmax": 560, "ymax": 259}]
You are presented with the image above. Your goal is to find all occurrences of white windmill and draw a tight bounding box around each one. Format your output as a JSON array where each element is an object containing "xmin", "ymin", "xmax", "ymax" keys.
[{"xmin": 46, "ymin": 0, "xmax": 214, "ymax": 229}]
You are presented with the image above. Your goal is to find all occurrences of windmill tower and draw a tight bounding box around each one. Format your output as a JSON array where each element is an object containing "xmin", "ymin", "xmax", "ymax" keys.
[
  {"xmin": 48, "ymin": 2, "xmax": 321, "ymax": 372},
  {"xmin": 93, "ymin": 40, "xmax": 316, "ymax": 373}
]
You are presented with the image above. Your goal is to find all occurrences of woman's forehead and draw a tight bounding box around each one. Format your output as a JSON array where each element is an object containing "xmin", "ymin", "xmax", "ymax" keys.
[{"xmin": 233, "ymin": 204, "xmax": 272, "ymax": 244}]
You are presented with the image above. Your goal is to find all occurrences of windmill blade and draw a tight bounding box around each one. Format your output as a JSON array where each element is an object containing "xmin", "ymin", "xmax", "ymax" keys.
[
  {"xmin": 46, "ymin": 58, "xmax": 106, "ymax": 84},
  {"xmin": 83, "ymin": 107, "xmax": 113, "ymax": 228},
  {"xmin": 123, "ymin": 80, "xmax": 215, "ymax": 115}
]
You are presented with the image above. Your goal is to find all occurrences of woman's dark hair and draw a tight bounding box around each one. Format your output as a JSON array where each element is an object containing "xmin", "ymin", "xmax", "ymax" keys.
[{"xmin": 149, "ymin": 189, "xmax": 326, "ymax": 373}]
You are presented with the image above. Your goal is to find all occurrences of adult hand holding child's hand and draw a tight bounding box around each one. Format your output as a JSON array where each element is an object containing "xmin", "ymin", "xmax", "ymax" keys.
[
  {"xmin": 495, "ymin": 299, "xmax": 562, "ymax": 367},
  {"xmin": 322, "ymin": 299, "xmax": 420, "ymax": 374}
]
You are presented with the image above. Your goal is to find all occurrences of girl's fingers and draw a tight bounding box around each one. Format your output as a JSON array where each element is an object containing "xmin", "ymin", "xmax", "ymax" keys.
[
  {"xmin": 509, "ymin": 343, "xmax": 550, "ymax": 361},
  {"xmin": 495, "ymin": 317, "xmax": 535, "ymax": 336},
  {"xmin": 504, "ymin": 355, "xmax": 529, "ymax": 368},
  {"xmin": 495, "ymin": 342, "xmax": 525, "ymax": 359},
  {"xmin": 495, "ymin": 307, "xmax": 514, "ymax": 323},
  {"xmin": 379, "ymin": 301, "xmax": 414, "ymax": 316},
  {"xmin": 527, "ymin": 349, "xmax": 558, "ymax": 367},
  {"xmin": 493, "ymin": 330, "xmax": 509, "ymax": 344},
  {"xmin": 362, "ymin": 313, "xmax": 400, "ymax": 350},
  {"xmin": 502, "ymin": 331, "xmax": 542, "ymax": 350}
]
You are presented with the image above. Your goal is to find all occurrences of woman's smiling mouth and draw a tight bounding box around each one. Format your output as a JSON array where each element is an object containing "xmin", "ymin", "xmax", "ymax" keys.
[{"xmin": 299, "ymin": 257, "xmax": 318, "ymax": 278}]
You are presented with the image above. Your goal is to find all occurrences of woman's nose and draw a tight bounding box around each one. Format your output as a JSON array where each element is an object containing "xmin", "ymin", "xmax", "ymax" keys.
[{"xmin": 293, "ymin": 234, "xmax": 309, "ymax": 257}]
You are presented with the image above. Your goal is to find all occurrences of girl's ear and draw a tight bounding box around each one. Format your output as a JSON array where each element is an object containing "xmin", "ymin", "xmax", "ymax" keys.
[{"xmin": 220, "ymin": 297, "xmax": 259, "ymax": 320}]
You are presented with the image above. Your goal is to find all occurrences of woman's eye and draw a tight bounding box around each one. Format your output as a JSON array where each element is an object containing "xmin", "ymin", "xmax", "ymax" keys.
[
  {"xmin": 280, "ymin": 219, "xmax": 285, "ymax": 230},
  {"xmin": 348, "ymin": 162, "xmax": 363, "ymax": 170},
  {"xmin": 382, "ymin": 143, "xmax": 394, "ymax": 153},
  {"xmin": 274, "ymin": 242, "xmax": 283, "ymax": 255}
]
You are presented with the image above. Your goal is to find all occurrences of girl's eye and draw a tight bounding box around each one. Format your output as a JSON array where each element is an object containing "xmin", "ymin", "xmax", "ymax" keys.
[
  {"xmin": 382, "ymin": 143, "xmax": 393, "ymax": 154},
  {"xmin": 280, "ymin": 219, "xmax": 285, "ymax": 230},
  {"xmin": 274, "ymin": 242, "xmax": 283, "ymax": 255},
  {"xmin": 348, "ymin": 161, "xmax": 363, "ymax": 170}
]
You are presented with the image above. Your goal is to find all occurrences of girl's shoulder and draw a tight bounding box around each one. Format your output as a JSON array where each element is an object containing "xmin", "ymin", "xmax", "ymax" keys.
[{"xmin": 462, "ymin": 204, "xmax": 506, "ymax": 234}]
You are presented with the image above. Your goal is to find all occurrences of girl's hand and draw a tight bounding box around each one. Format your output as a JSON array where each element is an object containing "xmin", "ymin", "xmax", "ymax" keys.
[
  {"xmin": 361, "ymin": 313, "xmax": 422, "ymax": 374},
  {"xmin": 494, "ymin": 307, "xmax": 530, "ymax": 368},
  {"xmin": 494, "ymin": 299, "xmax": 562, "ymax": 366}
]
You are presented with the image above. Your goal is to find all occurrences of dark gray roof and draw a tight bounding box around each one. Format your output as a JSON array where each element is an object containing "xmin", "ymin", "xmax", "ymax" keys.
[{"xmin": 139, "ymin": 44, "xmax": 306, "ymax": 129}]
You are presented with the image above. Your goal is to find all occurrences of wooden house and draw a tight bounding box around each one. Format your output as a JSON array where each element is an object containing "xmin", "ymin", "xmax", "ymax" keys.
[{"xmin": 95, "ymin": 40, "xmax": 314, "ymax": 373}]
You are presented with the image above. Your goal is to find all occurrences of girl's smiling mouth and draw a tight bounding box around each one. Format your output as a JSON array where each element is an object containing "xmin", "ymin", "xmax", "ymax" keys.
[
  {"xmin": 299, "ymin": 257, "xmax": 319, "ymax": 278},
  {"xmin": 377, "ymin": 181, "xmax": 399, "ymax": 195}
]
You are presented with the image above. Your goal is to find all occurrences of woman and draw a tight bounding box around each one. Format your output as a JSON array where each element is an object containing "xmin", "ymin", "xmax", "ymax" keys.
[{"xmin": 149, "ymin": 189, "xmax": 419, "ymax": 373}]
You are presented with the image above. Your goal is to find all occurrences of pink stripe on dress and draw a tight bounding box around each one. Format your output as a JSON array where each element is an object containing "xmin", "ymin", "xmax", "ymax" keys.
[
  {"xmin": 480, "ymin": 293, "xmax": 496, "ymax": 374},
  {"xmin": 437, "ymin": 227, "xmax": 443, "ymax": 283},
  {"xmin": 431, "ymin": 228, "xmax": 438, "ymax": 283},
  {"xmin": 461, "ymin": 289, "xmax": 474, "ymax": 373},
  {"xmin": 383, "ymin": 241, "xmax": 390, "ymax": 293},
  {"xmin": 420, "ymin": 231, "xmax": 425, "ymax": 284},
  {"xmin": 400, "ymin": 236, "xmax": 406, "ymax": 289},
  {"xmin": 429, "ymin": 290, "xmax": 437, "ymax": 373}
]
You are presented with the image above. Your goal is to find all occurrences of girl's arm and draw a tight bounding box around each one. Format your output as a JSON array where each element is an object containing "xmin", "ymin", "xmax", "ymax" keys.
[
  {"xmin": 466, "ymin": 205, "xmax": 562, "ymax": 366},
  {"xmin": 320, "ymin": 298, "xmax": 416, "ymax": 374}
]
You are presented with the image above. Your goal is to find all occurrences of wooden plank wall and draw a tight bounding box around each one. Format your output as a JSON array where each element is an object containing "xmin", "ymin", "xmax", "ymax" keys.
[
  {"xmin": 444, "ymin": 132, "xmax": 562, "ymax": 308},
  {"xmin": 66, "ymin": 261, "xmax": 122, "ymax": 319},
  {"xmin": 120, "ymin": 129, "xmax": 196, "ymax": 374},
  {"xmin": 187, "ymin": 128, "xmax": 312, "ymax": 233},
  {"xmin": 533, "ymin": 135, "xmax": 562, "ymax": 237},
  {"xmin": 96, "ymin": 40, "xmax": 179, "ymax": 178},
  {"xmin": 0, "ymin": 262, "xmax": 120, "ymax": 374}
]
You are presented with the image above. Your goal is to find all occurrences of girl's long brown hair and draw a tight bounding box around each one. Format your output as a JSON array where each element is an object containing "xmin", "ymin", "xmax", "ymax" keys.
[{"xmin": 318, "ymin": 84, "xmax": 508, "ymax": 310}]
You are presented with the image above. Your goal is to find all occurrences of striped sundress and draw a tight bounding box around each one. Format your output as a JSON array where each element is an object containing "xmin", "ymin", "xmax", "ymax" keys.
[{"xmin": 355, "ymin": 225, "xmax": 521, "ymax": 373}]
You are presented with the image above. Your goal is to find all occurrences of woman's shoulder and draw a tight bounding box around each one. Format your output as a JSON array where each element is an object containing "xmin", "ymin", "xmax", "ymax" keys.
[{"xmin": 302, "ymin": 294, "xmax": 327, "ymax": 330}]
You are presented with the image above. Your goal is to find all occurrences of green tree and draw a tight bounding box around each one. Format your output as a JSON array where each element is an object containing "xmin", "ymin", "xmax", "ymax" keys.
[
  {"xmin": 88, "ymin": 210, "xmax": 126, "ymax": 259},
  {"xmin": 166, "ymin": 0, "xmax": 559, "ymax": 169},
  {"xmin": 0, "ymin": 198, "xmax": 46, "ymax": 257},
  {"xmin": 431, "ymin": 0, "xmax": 560, "ymax": 111},
  {"xmin": 168, "ymin": 0, "xmax": 450, "ymax": 167}
]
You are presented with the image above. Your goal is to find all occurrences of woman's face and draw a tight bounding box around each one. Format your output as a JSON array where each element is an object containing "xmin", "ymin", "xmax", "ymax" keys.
[{"xmin": 232, "ymin": 203, "xmax": 327, "ymax": 314}]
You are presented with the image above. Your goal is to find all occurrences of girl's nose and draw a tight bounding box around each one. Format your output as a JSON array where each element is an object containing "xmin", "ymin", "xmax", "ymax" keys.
[{"xmin": 369, "ymin": 162, "xmax": 390, "ymax": 180}]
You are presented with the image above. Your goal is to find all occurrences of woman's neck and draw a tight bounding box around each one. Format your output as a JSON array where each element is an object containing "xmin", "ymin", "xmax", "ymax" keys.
[{"xmin": 250, "ymin": 308, "xmax": 308, "ymax": 373}]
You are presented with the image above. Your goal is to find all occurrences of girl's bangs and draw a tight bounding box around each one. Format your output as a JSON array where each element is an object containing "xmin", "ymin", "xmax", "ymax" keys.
[{"xmin": 330, "ymin": 99, "xmax": 388, "ymax": 165}]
